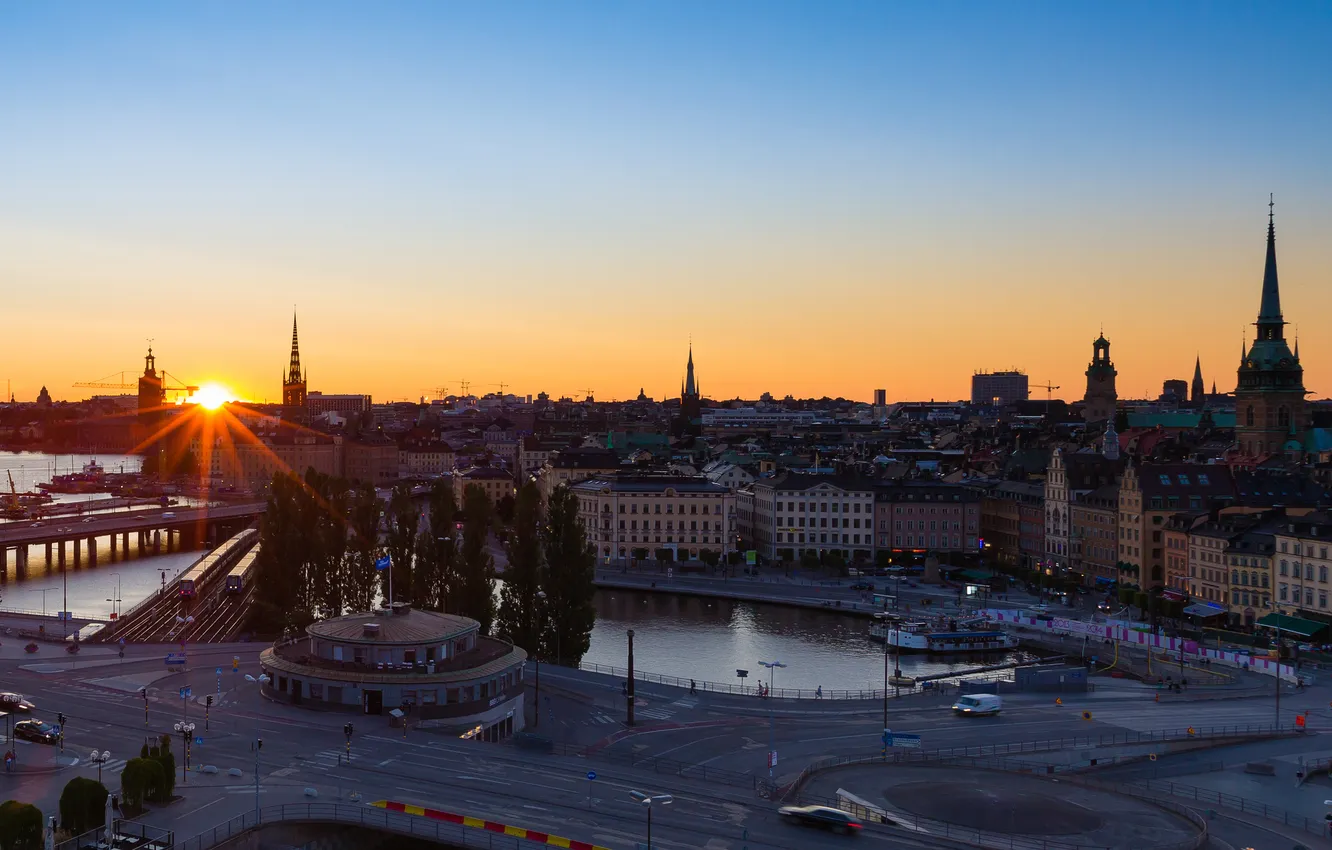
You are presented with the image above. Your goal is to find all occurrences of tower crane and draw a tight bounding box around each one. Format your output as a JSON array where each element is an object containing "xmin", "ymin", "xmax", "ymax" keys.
[
  {"xmin": 581, "ymin": 388, "xmax": 595, "ymax": 402},
  {"xmin": 457, "ymin": 380, "xmax": 471, "ymax": 396},
  {"xmin": 493, "ymin": 382, "xmax": 509, "ymax": 395},
  {"xmin": 1032, "ymin": 380, "xmax": 1060, "ymax": 407},
  {"xmin": 73, "ymin": 370, "xmax": 199, "ymax": 401}
]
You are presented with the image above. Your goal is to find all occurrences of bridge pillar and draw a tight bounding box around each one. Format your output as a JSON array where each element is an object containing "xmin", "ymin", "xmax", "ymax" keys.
[
  {"xmin": 15, "ymin": 546, "xmax": 27, "ymax": 575},
  {"xmin": 58, "ymin": 540, "xmax": 66, "ymax": 567},
  {"xmin": 153, "ymin": 529, "xmax": 161, "ymax": 555},
  {"xmin": 0, "ymin": 546, "xmax": 6, "ymax": 570},
  {"xmin": 73, "ymin": 538, "xmax": 81, "ymax": 568},
  {"xmin": 88, "ymin": 537, "xmax": 97, "ymax": 567},
  {"xmin": 123, "ymin": 531, "xmax": 130, "ymax": 556},
  {"xmin": 44, "ymin": 542, "xmax": 52, "ymax": 565},
  {"xmin": 110, "ymin": 533, "xmax": 117, "ymax": 560}
]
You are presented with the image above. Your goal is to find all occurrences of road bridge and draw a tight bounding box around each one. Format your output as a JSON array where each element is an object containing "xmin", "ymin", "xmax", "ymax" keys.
[{"xmin": 0, "ymin": 502, "xmax": 265, "ymax": 574}]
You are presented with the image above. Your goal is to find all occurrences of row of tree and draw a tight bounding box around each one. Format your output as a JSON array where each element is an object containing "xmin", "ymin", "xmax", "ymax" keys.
[{"xmin": 249, "ymin": 471, "xmax": 598, "ymax": 666}]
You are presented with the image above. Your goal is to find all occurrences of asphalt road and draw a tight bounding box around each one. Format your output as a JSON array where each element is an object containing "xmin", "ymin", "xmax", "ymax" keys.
[{"xmin": 3, "ymin": 643, "xmax": 1330, "ymax": 850}]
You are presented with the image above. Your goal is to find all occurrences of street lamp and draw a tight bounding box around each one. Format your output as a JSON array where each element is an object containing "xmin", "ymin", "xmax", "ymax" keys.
[
  {"xmin": 173, "ymin": 720, "xmax": 195, "ymax": 785},
  {"xmin": 244, "ymin": 673, "xmax": 269, "ymax": 820},
  {"xmin": 758, "ymin": 660, "xmax": 786, "ymax": 780},
  {"xmin": 26, "ymin": 588, "xmax": 55, "ymax": 618},
  {"xmin": 89, "ymin": 750, "xmax": 112, "ymax": 785},
  {"xmin": 107, "ymin": 573, "xmax": 122, "ymax": 619},
  {"xmin": 628, "ymin": 790, "xmax": 672, "ymax": 850}
]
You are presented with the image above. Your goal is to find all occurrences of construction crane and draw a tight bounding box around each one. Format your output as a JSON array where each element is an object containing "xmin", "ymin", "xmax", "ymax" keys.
[
  {"xmin": 419, "ymin": 386, "xmax": 449, "ymax": 401},
  {"xmin": 581, "ymin": 387, "xmax": 595, "ymax": 402},
  {"xmin": 492, "ymin": 382, "xmax": 509, "ymax": 395},
  {"xmin": 74, "ymin": 370, "xmax": 200, "ymax": 401},
  {"xmin": 1032, "ymin": 380, "xmax": 1060, "ymax": 406},
  {"xmin": 456, "ymin": 379, "xmax": 471, "ymax": 396}
]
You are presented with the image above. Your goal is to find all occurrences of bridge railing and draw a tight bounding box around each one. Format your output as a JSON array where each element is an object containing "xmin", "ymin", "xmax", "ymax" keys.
[{"xmin": 178, "ymin": 803, "xmax": 538, "ymax": 850}]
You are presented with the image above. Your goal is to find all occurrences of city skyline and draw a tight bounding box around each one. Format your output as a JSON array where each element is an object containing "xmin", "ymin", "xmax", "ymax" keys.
[{"xmin": 3, "ymin": 2, "xmax": 1331, "ymax": 404}]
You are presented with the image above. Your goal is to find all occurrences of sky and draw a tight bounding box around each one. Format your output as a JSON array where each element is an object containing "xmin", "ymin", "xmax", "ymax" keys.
[{"xmin": 2, "ymin": 1, "xmax": 1331, "ymax": 405}]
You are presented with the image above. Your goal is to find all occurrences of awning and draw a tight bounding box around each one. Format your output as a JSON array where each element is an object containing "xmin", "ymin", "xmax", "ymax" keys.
[
  {"xmin": 1255, "ymin": 613, "xmax": 1328, "ymax": 639},
  {"xmin": 1182, "ymin": 603, "xmax": 1226, "ymax": 618},
  {"xmin": 1093, "ymin": 576, "xmax": 1116, "ymax": 585},
  {"xmin": 1161, "ymin": 590, "xmax": 1188, "ymax": 602},
  {"xmin": 957, "ymin": 569, "xmax": 994, "ymax": 582}
]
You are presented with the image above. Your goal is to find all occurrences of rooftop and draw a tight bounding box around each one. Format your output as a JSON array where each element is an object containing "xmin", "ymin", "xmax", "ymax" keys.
[{"xmin": 307, "ymin": 605, "xmax": 477, "ymax": 645}]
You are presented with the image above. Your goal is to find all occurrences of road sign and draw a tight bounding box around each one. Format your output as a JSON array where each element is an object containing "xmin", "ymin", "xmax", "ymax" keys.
[
  {"xmin": 887, "ymin": 733, "xmax": 922, "ymax": 749},
  {"xmin": 746, "ymin": 550, "xmax": 757, "ymax": 566},
  {"xmin": 165, "ymin": 652, "xmax": 186, "ymax": 665},
  {"xmin": 215, "ymin": 667, "xmax": 222, "ymax": 676},
  {"xmin": 194, "ymin": 736, "xmax": 203, "ymax": 745},
  {"xmin": 1081, "ymin": 711, "xmax": 1092, "ymax": 721},
  {"xmin": 768, "ymin": 750, "xmax": 778, "ymax": 768},
  {"xmin": 233, "ymin": 656, "xmax": 240, "ymax": 672},
  {"xmin": 587, "ymin": 771, "xmax": 596, "ymax": 781}
]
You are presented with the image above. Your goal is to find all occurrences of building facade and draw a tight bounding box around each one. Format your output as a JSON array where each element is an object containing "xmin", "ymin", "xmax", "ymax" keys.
[
  {"xmin": 307, "ymin": 392, "xmax": 372, "ymax": 417},
  {"xmin": 344, "ymin": 434, "xmax": 399, "ymax": 485},
  {"xmin": 1273, "ymin": 511, "xmax": 1332, "ymax": 620},
  {"xmin": 538, "ymin": 447, "xmax": 620, "ymax": 502},
  {"xmin": 971, "ymin": 371, "xmax": 1029, "ymax": 407},
  {"xmin": 1046, "ymin": 449, "xmax": 1120, "ymax": 576},
  {"xmin": 459, "ymin": 467, "xmax": 515, "ymax": 505},
  {"xmin": 738, "ymin": 473, "xmax": 874, "ymax": 562},
  {"xmin": 571, "ymin": 475, "xmax": 734, "ymax": 563},
  {"xmin": 876, "ymin": 482, "xmax": 981, "ymax": 555},
  {"xmin": 282, "ymin": 314, "xmax": 309, "ymax": 427},
  {"xmin": 1119, "ymin": 464, "xmax": 1235, "ymax": 590},
  {"xmin": 1070, "ymin": 484, "xmax": 1119, "ymax": 585}
]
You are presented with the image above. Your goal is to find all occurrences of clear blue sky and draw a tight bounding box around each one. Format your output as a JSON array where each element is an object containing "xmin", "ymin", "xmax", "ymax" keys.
[{"xmin": 2, "ymin": 2, "xmax": 1330, "ymax": 402}]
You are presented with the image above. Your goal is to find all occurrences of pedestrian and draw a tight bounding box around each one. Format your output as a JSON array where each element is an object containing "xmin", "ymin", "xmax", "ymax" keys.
[
  {"xmin": 1181, "ymin": 677, "xmax": 1188, "ymax": 689},
  {"xmin": 816, "ymin": 686, "xmax": 823, "ymax": 699},
  {"xmin": 689, "ymin": 679, "xmax": 697, "ymax": 696}
]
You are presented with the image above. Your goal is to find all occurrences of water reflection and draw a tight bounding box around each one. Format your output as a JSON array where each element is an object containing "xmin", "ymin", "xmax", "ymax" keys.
[{"xmin": 584, "ymin": 590, "xmax": 1027, "ymax": 691}]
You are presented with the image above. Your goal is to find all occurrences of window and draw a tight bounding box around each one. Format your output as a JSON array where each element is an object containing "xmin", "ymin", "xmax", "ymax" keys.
[
  {"xmin": 1177, "ymin": 474, "xmax": 1190, "ymax": 485},
  {"xmin": 1280, "ymin": 560, "xmax": 1288, "ymax": 575},
  {"xmin": 1159, "ymin": 475, "xmax": 1171, "ymax": 486},
  {"xmin": 1198, "ymin": 473, "xmax": 1210, "ymax": 486}
]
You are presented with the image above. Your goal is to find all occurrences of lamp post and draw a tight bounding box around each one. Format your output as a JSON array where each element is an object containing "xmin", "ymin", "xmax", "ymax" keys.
[
  {"xmin": 173, "ymin": 720, "xmax": 195, "ymax": 785},
  {"xmin": 244, "ymin": 673, "xmax": 269, "ymax": 820},
  {"xmin": 89, "ymin": 749, "xmax": 111, "ymax": 785},
  {"xmin": 626, "ymin": 629, "xmax": 636, "ymax": 726},
  {"xmin": 628, "ymin": 791, "xmax": 672, "ymax": 850},
  {"xmin": 25, "ymin": 588, "xmax": 54, "ymax": 618},
  {"xmin": 107, "ymin": 573, "xmax": 122, "ymax": 619},
  {"xmin": 758, "ymin": 660, "xmax": 786, "ymax": 779}
]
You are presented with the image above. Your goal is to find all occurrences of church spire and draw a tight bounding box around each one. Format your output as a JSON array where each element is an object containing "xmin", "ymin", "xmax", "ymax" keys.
[
  {"xmin": 1257, "ymin": 194, "xmax": 1285, "ymax": 333},
  {"xmin": 683, "ymin": 344, "xmax": 697, "ymax": 398},
  {"xmin": 288, "ymin": 312, "xmax": 302, "ymax": 384}
]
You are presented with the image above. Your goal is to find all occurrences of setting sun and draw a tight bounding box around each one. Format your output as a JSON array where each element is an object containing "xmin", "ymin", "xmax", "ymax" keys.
[{"xmin": 192, "ymin": 383, "xmax": 235, "ymax": 410}]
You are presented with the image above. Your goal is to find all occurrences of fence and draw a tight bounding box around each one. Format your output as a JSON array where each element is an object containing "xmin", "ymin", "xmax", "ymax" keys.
[
  {"xmin": 575, "ymin": 659, "xmax": 1018, "ymax": 700},
  {"xmin": 178, "ymin": 803, "xmax": 551, "ymax": 850},
  {"xmin": 1095, "ymin": 777, "xmax": 1328, "ymax": 839}
]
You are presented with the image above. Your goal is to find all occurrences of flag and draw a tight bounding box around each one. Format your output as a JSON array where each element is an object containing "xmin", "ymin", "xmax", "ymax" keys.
[{"xmin": 375, "ymin": 556, "xmax": 391, "ymax": 571}]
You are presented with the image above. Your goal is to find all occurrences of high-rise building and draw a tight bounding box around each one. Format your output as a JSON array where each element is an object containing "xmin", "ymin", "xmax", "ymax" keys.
[
  {"xmin": 282, "ymin": 313, "xmax": 309, "ymax": 427},
  {"xmin": 1161, "ymin": 379, "xmax": 1189, "ymax": 405},
  {"xmin": 1082, "ymin": 333, "xmax": 1118, "ymax": 423},
  {"xmin": 971, "ymin": 370, "xmax": 1028, "ymax": 407},
  {"xmin": 1235, "ymin": 200, "xmax": 1307, "ymax": 458},
  {"xmin": 873, "ymin": 389, "xmax": 887, "ymax": 407}
]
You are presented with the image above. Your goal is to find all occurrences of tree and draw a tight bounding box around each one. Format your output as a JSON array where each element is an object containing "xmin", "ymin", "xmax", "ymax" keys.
[
  {"xmin": 59, "ymin": 776, "xmax": 108, "ymax": 835},
  {"xmin": 0, "ymin": 800, "xmax": 43, "ymax": 850},
  {"xmin": 413, "ymin": 478, "xmax": 458, "ymax": 612},
  {"xmin": 455, "ymin": 485, "xmax": 496, "ymax": 633},
  {"xmin": 654, "ymin": 548, "xmax": 675, "ymax": 563},
  {"xmin": 541, "ymin": 485, "xmax": 596, "ymax": 666},
  {"xmin": 799, "ymin": 550, "xmax": 820, "ymax": 570},
  {"xmin": 495, "ymin": 493, "xmax": 516, "ymax": 525},
  {"xmin": 496, "ymin": 483, "xmax": 544, "ymax": 655},
  {"xmin": 152, "ymin": 735, "xmax": 175, "ymax": 801},
  {"xmin": 250, "ymin": 471, "xmax": 317, "ymax": 634},
  {"xmin": 305, "ymin": 470, "xmax": 350, "ymax": 619},
  {"xmin": 699, "ymin": 549, "xmax": 721, "ymax": 568},
  {"xmin": 345, "ymin": 482, "xmax": 382, "ymax": 613},
  {"xmin": 383, "ymin": 482, "xmax": 418, "ymax": 607},
  {"xmin": 119, "ymin": 758, "xmax": 163, "ymax": 814}
]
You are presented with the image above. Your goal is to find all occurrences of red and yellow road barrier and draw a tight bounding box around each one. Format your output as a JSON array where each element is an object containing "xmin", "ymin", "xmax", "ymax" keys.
[{"xmin": 371, "ymin": 800, "xmax": 611, "ymax": 850}]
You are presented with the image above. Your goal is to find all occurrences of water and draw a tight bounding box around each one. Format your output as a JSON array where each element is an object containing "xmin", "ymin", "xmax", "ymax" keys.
[
  {"xmin": 582, "ymin": 590, "xmax": 1028, "ymax": 692},
  {"xmin": 0, "ymin": 451, "xmax": 199, "ymax": 619}
]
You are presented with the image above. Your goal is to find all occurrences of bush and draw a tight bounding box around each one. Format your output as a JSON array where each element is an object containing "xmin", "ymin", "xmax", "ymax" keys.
[
  {"xmin": 120, "ymin": 758, "xmax": 164, "ymax": 813},
  {"xmin": 1117, "ymin": 587, "xmax": 1136, "ymax": 606},
  {"xmin": 874, "ymin": 550, "xmax": 891, "ymax": 568},
  {"xmin": 699, "ymin": 550, "xmax": 721, "ymax": 567},
  {"xmin": 0, "ymin": 800, "xmax": 44, "ymax": 850},
  {"xmin": 60, "ymin": 776, "xmax": 108, "ymax": 835},
  {"xmin": 1133, "ymin": 591, "xmax": 1149, "ymax": 613},
  {"xmin": 630, "ymin": 548, "xmax": 649, "ymax": 562},
  {"xmin": 653, "ymin": 548, "xmax": 674, "ymax": 563}
]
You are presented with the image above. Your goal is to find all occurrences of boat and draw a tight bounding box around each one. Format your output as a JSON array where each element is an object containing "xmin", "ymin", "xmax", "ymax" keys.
[
  {"xmin": 869, "ymin": 613, "xmax": 1018, "ymax": 654},
  {"xmin": 38, "ymin": 459, "xmax": 108, "ymax": 493}
]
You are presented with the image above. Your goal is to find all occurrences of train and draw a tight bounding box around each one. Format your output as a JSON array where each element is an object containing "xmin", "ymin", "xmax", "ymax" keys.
[
  {"xmin": 179, "ymin": 528, "xmax": 258, "ymax": 598},
  {"xmin": 225, "ymin": 549, "xmax": 259, "ymax": 595}
]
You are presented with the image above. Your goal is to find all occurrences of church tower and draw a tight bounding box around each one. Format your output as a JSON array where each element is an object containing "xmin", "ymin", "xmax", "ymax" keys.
[
  {"xmin": 1082, "ymin": 333, "xmax": 1118, "ymax": 423},
  {"xmin": 1190, "ymin": 356, "xmax": 1205, "ymax": 408},
  {"xmin": 1235, "ymin": 198, "xmax": 1307, "ymax": 457},
  {"xmin": 673, "ymin": 344, "xmax": 703, "ymax": 437},
  {"xmin": 282, "ymin": 313, "xmax": 309, "ymax": 426}
]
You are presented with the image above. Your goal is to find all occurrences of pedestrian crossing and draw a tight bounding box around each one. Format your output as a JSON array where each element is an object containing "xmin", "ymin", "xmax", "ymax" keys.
[
  {"xmin": 79, "ymin": 756, "xmax": 129, "ymax": 775},
  {"xmin": 637, "ymin": 707, "xmax": 673, "ymax": 721},
  {"xmin": 589, "ymin": 713, "xmax": 618, "ymax": 725},
  {"xmin": 304, "ymin": 749, "xmax": 347, "ymax": 769}
]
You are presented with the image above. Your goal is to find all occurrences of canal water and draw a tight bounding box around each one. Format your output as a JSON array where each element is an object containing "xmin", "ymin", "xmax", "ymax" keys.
[
  {"xmin": 0, "ymin": 451, "xmax": 200, "ymax": 619},
  {"xmin": 580, "ymin": 590, "xmax": 1029, "ymax": 692}
]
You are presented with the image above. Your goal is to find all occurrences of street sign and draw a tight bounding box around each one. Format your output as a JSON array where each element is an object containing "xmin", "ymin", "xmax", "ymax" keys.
[
  {"xmin": 194, "ymin": 736, "xmax": 203, "ymax": 746},
  {"xmin": 165, "ymin": 653, "xmax": 186, "ymax": 665},
  {"xmin": 736, "ymin": 669, "xmax": 748, "ymax": 678},
  {"xmin": 768, "ymin": 750, "xmax": 778, "ymax": 768},
  {"xmin": 746, "ymin": 550, "xmax": 757, "ymax": 566},
  {"xmin": 587, "ymin": 771, "xmax": 596, "ymax": 781},
  {"xmin": 215, "ymin": 667, "xmax": 222, "ymax": 676},
  {"xmin": 232, "ymin": 656, "xmax": 240, "ymax": 672},
  {"xmin": 887, "ymin": 733, "xmax": 921, "ymax": 748}
]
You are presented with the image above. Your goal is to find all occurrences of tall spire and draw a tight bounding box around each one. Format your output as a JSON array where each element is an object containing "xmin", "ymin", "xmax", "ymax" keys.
[
  {"xmin": 1257, "ymin": 194, "xmax": 1284, "ymax": 331},
  {"xmin": 683, "ymin": 343, "xmax": 697, "ymax": 398},
  {"xmin": 288, "ymin": 311, "xmax": 302, "ymax": 384}
]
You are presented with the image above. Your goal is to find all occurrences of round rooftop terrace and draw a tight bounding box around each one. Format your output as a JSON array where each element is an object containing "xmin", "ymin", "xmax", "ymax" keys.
[{"xmin": 306, "ymin": 603, "xmax": 477, "ymax": 646}]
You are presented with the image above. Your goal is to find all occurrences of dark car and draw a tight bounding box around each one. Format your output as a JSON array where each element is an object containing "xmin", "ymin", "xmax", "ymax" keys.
[
  {"xmin": 14, "ymin": 719, "xmax": 60, "ymax": 744},
  {"xmin": 0, "ymin": 692, "xmax": 35, "ymax": 712},
  {"xmin": 850, "ymin": 581, "xmax": 875, "ymax": 592},
  {"xmin": 778, "ymin": 805, "xmax": 863, "ymax": 834}
]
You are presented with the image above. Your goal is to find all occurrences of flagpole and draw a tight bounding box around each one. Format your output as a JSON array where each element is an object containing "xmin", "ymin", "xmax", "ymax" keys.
[{"xmin": 388, "ymin": 556, "xmax": 393, "ymax": 607}]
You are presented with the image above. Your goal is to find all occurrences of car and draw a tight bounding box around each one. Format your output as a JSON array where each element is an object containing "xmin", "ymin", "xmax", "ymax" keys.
[
  {"xmin": 850, "ymin": 580, "xmax": 875, "ymax": 592},
  {"xmin": 13, "ymin": 719, "xmax": 60, "ymax": 744},
  {"xmin": 30, "ymin": 521, "xmax": 42, "ymax": 527},
  {"xmin": 162, "ymin": 512, "xmax": 176, "ymax": 519},
  {"xmin": 81, "ymin": 517, "xmax": 94, "ymax": 523},
  {"xmin": 778, "ymin": 805, "xmax": 863, "ymax": 834},
  {"xmin": 0, "ymin": 692, "xmax": 35, "ymax": 712},
  {"xmin": 952, "ymin": 694, "xmax": 1002, "ymax": 716},
  {"xmin": 1097, "ymin": 601, "xmax": 1112, "ymax": 612}
]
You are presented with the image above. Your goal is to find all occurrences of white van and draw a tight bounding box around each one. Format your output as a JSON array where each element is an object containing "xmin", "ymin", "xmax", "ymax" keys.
[{"xmin": 951, "ymin": 694, "xmax": 1002, "ymax": 716}]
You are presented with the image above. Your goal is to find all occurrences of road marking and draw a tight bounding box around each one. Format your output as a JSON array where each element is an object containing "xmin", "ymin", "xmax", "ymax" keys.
[
  {"xmin": 396, "ymin": 787, "xmax": 425, "ymax": 795},
  {"xmin": 522, "ymin": 804, "xmax": 548, "ymax": 811},
  {"xmin": 454, "ymin": 775, "xmax": 509, "ymax": 785},
  {"xmin": 178, "ymin": 797, "xmax": 225, "ymax": 820},
  {"xmin": 377, "ymin": 759, "xmax": 395, "ymax": 766}
]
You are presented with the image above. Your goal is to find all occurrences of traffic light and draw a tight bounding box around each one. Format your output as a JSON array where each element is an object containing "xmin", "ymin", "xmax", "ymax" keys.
[
  {"xmin": 256, "ymin": 738, "xmax": 263, "ymax": 751},
  {"xmin": 206, "ymin": 695, "xmax": 213, "ymax": 707},
  {"xmin": 56, "ymin": 712, "xmax": 66, "ymax": 727},
  {"xmin": 343, "ymin": 722, "xmax": 353, "ymax": 739}
]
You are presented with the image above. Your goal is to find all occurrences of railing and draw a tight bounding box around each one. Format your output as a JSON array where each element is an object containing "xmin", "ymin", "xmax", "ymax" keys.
[
  {"xmin": 1096, "ymin": 777, "xmax": 1327, "ymax": 839},
  {"xmin": 575, "ymin": 659, "xmax": 1021, "ymax": 700},
  {"xmin": 179, "ymin": 803, "xmax": 542, "ymax": 850}
]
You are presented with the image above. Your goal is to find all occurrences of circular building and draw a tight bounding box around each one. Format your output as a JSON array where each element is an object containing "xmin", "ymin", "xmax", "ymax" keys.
[{"xmin": 259, "ymin": 603, "xmax": 527, "ymax": 740}]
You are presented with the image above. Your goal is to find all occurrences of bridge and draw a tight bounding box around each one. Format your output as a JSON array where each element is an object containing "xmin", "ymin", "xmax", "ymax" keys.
[{"xmin": 0, "ymin": 502, "xmax": 266, "ymax": 573}]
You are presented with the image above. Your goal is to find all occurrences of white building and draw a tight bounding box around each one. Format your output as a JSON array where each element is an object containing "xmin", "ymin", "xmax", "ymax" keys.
[{"xmin": 570, "ymin": 475, "xmax": 735, "ymax": 563}]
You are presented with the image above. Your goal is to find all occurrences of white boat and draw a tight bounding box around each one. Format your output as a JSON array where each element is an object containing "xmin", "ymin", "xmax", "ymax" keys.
[{"xmin": 869, "ymin": 614, "xmax": 1018, "ymax": 654}]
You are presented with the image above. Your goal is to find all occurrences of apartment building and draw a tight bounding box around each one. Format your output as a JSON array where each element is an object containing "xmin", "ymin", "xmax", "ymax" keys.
[
  {"xmin": 1273, "ymin": 510, "xmax": 1332, "ymax": 620},
  {"xmin": 738, "ymin": 473, "xmax": 875, "ymax": 562},
  {"xmin": 571, "ymin": 475, "xmax": 735, "ymax": 563},
  {"xmin": 875, "ymin": 482, "xmax": 980, "ymax": 554}
]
